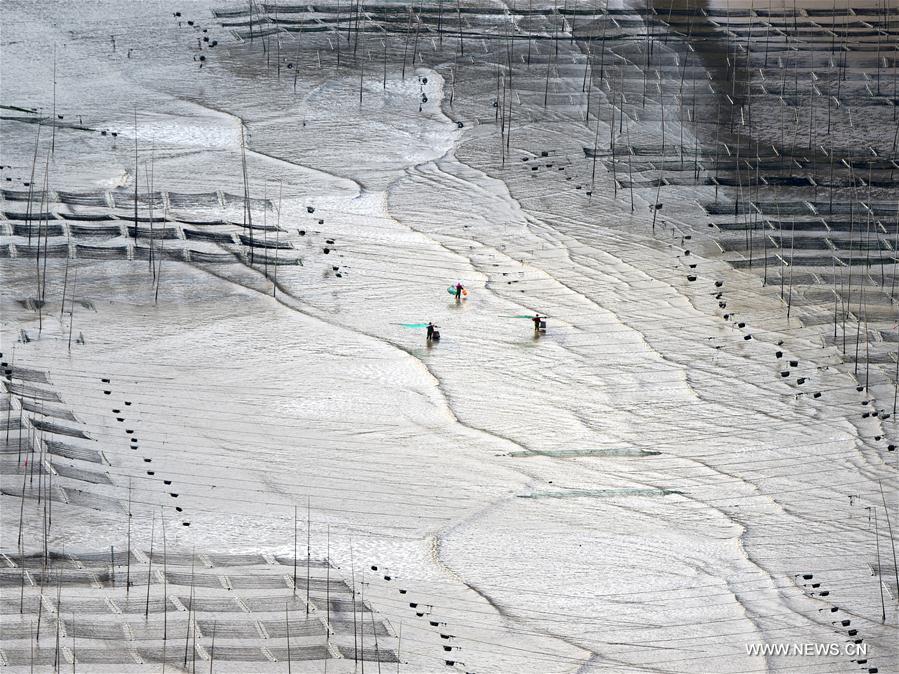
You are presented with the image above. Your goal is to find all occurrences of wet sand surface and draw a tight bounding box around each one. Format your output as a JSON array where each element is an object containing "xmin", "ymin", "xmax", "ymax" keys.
[{"xmin": 1, "ymin": 1, "xmax": 897, "ymax": 672}]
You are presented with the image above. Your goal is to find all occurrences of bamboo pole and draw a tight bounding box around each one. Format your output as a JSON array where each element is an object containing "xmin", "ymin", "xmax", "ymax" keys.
[
  {"xmin": 154, "ymin": 201, "xmax": 166, "ymax": 305},
  {"xmin": 871, "ymin": 507, "xmax": 886, "ymax": 622},
  {"xmin": 161, "ymin": 507, "xmax": 167, "ymax": 643},
  {"xmin": 67, "ymin": 266, "xmax": 77, "ymax": 353},
  {"xmin": 240, "ymin": 126, "xmax": 254, "ymax": 263},
  {"xmin": 625, "ymin": 119, "xmax": 635, "ymax": 212},
  {"xmin": 183, "ymin": 550, "xmax": 195, "ymax": 668},
  {"xmin": 133, "ymin": 108, "xmax": 138, "ymax": 242},
  {"xmin": 396, "ymin": 622, "xmax": 402, "ymax": 674},
  {"xmin": 39, "ymin": 147, "xmax": 51, "ymax": 306},
  {"xmin": 25, "ymin": 121, "xmax": 42, "ymax": 248},
  {"xmin": 358, "ymin": 9, "xmax": 365, "ymax": 104},
  {"xmin": 293, "ymin": 505, "xmax": 298, "ymax": 597},
  {"xmin": 326, "ymin": 523, "xmax": 331, "ymax": 629},
  {"xmin": 51, "ymin": 46, "xmax": 57, "ymax": 155},
  {"xmin": 370, "ymin": 604, "xmax": 381, "ymax": 673},
  {"xmin": 209, "ymin": 621, "xmax": 216, "ymax": 674},
  {"xmin": 336, "ymin": 0, "xmax": 342, "ymax": 68},
  {"xmin": 126, "ymin": 479, "xmax": 132, "ymax": 592},
  {"xmin": 35, "ymin": 562, "xmax": 45, "ymax": 641},
  {"xmin": 351, "ymin": 540, "xmax": 358, "ymax": 668},
  {"xmin": 285, "ymin": 604, "xmax": 292, "ymax": 674},
  {"xmin": 53, "ymin": 568, "xmax": 61, "ymax": 672},
  {"xmin": 787, "ymin": 216, "xmax": 796, "ymax": 319},
  {"xmin": 878, "ymin": 481, "xmax": 899, "ymax": 594},
  {"xmin": 306, "ymin": 497, "xmax": 311, "ymax": 616},
  {"xmin": 456, "ymin": 0, "xmax": 463, "ymax": 56},
  {"xmin": 147, "ymin": 144, "xmax": 156, "ymax": 275},
  {"xmin": 145, "ymin": 513, "xmax": 155, "ymax": 618},
  {"xmin": 410, "ymin": 1, "xmax": 421, "ymax": 69},
  {"xmin": 60, "ymin": 249, "xmax": 69, "ymax": 320},
  {"xmin": 360, "ymin": 568, "xmax": 365, "ymax": 674}
]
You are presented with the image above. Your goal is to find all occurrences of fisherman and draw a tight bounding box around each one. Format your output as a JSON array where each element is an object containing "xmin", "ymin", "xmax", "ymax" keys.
[
  {"xmin": 455, "ymin": 282, "xmax": 464, "ymax": 300},
  {"xmin": 427, "ymin": 322, "xmax": 436, "ymax": 342},
  {"xmin": 532, "ymin": 314, "xmax": 544, "ymax": 333}
]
